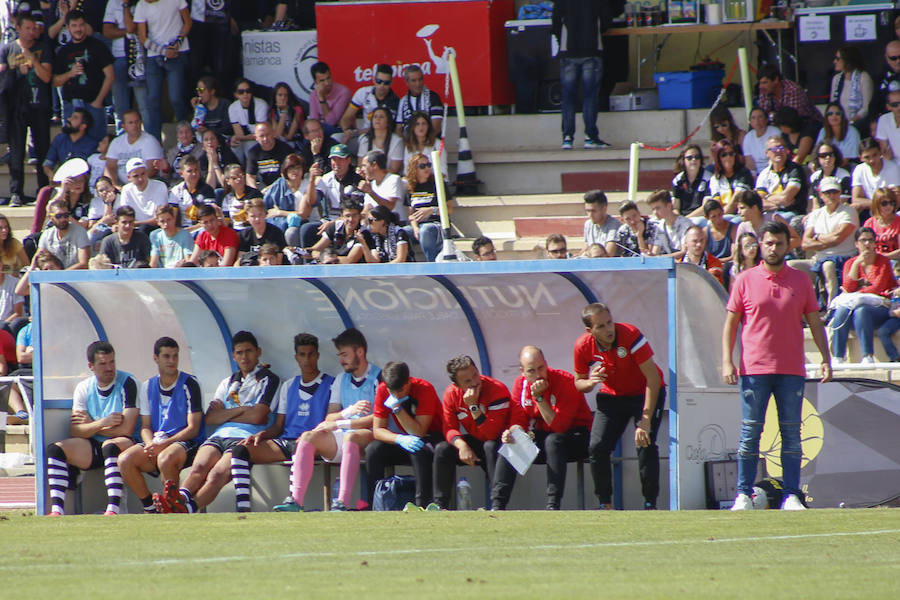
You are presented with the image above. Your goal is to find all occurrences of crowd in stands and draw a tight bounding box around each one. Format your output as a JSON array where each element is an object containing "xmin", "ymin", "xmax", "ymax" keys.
[{"xmin": 1, "ymin": 5, "xmax": 451, "ymax": 273}]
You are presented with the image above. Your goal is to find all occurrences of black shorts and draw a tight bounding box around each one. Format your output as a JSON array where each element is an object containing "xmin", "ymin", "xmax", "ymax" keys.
[
  {"xmin": 87, "ymin": 438, "xmax": 105, "ymax": 470},
  {"xmin": 272, "ymin": 438, "xmax": 297, "ymax": 459},
  {"xmin": 137, "ymin": 440, "xmax": 201, "ymax": 476},
  {"xmin": 201, "ymin": 436, "xmax": 246, "ymax": 455}
]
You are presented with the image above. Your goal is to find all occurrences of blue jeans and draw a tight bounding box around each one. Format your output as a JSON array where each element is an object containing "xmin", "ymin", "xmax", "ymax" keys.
[
  {"xmin": 831, "ymin": 304, "xmax": 890, "ymax": 359},
  {"xmin": 145, "ymin": 54, "xmax": 189, "ymax": 141},
  {"xmin": 560, "ymin": 56, "xmax": 602, "ymax": 140},
  {"xmin": 877, "ymin": 316, "xmax": 900, "ymax": 361},
  {"xmin": 112, "ymin": 57, "xmax": 150, "ymax": 135},
  {"xmin": 418, "ymin": 222, "xmax": 443, "ymax": 262},
  {"xmin": 737, "ymin": 374, "xmax": 805, "ymax": 496},
  {"xmin": 62, "ymin": 100, "xmax": 107, "ymax": 143}
]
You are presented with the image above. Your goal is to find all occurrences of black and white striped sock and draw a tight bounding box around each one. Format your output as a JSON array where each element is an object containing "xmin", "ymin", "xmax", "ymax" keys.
[
  {"xmin": 231, "ymin": 446, "xmax": 252, "ymax": 512},
  {"xmin": 102, "ymin": 444, "xmax": 124, "ymax": 515},
  {"xmin": 46, "ymin": 444, "xmax": 69, "ymax": 515}
]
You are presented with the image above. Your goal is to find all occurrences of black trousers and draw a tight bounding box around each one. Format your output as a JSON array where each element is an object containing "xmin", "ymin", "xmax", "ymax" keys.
[
  {"xmin": 588, "ymin": 387, "xmax": 665, "ymax": 505},
  {"xmin": 533, "ymin": 426, "xmax": 589, "ymax": 507},
  {"xmin": 9, "ymin": 104, "xmax": 50, "ymax": 197},
  {"xmin": 433, "ymin": 435, "xmax": 517, "ymax": 510},
  {"xmin": 364, "ymin": 433, "xmax": 441, "ymax": 507}
]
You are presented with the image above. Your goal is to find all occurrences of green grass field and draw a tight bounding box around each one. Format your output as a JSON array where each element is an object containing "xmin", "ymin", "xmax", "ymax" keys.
[{"xmin": 2, "ymin": 509, "xmax": 899, "ymax": 599}]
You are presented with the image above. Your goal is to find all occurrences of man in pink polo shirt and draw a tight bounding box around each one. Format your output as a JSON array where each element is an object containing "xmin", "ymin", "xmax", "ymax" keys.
[{"xmin": 722, "ymin": 220, "xmax": 832, "ymax": 511}]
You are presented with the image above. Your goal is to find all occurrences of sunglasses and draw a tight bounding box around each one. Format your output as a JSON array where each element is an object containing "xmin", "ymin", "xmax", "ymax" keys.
[
  {"xmin": 684, "ymin": 154, "xmax": 701, "ymax": 161},
  {"xmin": 858, "ymin": 238, "xmax": 876, "ymax": 243},
  {"xmin": 825, "ymin": 111, "xmax": 842, "ymax": 117},
  {"xmin": 196, "ymin": 87, "xmax": 206, "ymax": 93},
  {"xmin": 720, "ymin": 151, "xmax": 736, "ymax": 158},
  {"xmin": 890, "ymin": 102, "xmax": 900, "ymax": 108},
  {"xmin": 818, "ymin": 151, "xmax": 835, "ymax": 159},
  {"xmin": 767, "ymin": 145, "xmax": 786, "ymax": 152},
  {"xmin": 374, "ymin": 78, "xmax": 391, "ymax": 85},
  {"xmin": 53, "ymin": 212, "xmax": 70, "ymax": 219},
  {"xmin": 888, "ymin": 55, "xmax": 900, "ymax": 61},
  {"xmin": 236, "ymin": 88, "xmax": 251, "ymax": 94},
  {"xmin": 417, "ymin": 162, "xmax": 432, "ymax": 169}
]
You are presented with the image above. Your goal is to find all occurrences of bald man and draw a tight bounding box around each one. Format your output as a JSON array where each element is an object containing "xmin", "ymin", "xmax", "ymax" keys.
[
  {"xmin": 502, "ymin": 346, "xmax": 592, "ymax": 510},
  {"xmin": 872, "ymin": 40, "xmax": 900, "ymax": 130}
]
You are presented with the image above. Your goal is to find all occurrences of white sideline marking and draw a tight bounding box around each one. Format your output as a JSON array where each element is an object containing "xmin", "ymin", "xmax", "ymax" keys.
[{"xmin": 3, "ymin": 528, "xmax": 900, "ymax": 571}]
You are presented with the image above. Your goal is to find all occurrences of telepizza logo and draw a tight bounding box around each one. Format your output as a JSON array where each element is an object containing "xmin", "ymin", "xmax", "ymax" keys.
[
  {"xmin": 351, "ymin": 24, "xmax": 456, "ymax": 83},
  {"xmin": 759, "ymin": 395, "xmax": 824, "ymax": 477}
]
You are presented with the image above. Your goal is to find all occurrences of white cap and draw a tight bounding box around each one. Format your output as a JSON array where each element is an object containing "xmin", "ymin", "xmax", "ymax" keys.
[{"xmin": 125, "ymin": 157, "xmax": 147, "ymax": 174}]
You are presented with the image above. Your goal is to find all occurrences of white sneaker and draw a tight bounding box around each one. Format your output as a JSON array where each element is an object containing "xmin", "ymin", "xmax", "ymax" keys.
[
  {"xmin": 781, "ymin": 493, "xmax": 807, "ymax": 510},
  {"xmin": 860, "ymin": 355, "xmax": 875, "ymax": 364},
  {"xmin": 730, "ymin": 493, "xmax": 753, "ymax": 511},
  {"xmin": 832, "ymin": 356, "xmax": 844, "ymax": 365}
]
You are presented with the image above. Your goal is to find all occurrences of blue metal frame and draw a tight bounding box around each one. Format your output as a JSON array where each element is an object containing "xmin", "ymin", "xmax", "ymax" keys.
[
  {"xmin": 429, "ymin": 275, "xmax": 491, "ymax": 376},
  {"xmin": 30, "ymin": 258, "xmax": 680, "ymax": 515},
  {"xmin": 178, "ymin": 281, "xmax": 238, "ymax": 373},
  {"xmin": 667, "ymin": 268, "xmax": 679, "ymax": 510},
  {"xmin": 32, "ymin": 283, "xmax": 46, "ymax": 515}
]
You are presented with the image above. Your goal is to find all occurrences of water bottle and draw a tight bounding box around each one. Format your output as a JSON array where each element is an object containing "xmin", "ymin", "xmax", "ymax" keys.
[
  {"xmin": 192, "ymin": 102, "xmax": 207, "ymax": 130},
  {"xmin": 456, "ymin": 476, "xmax": 472, "ymax": 510},
  {"xmin": 331, "ymin": 477, "xmax": 341, "ymax": 501}
]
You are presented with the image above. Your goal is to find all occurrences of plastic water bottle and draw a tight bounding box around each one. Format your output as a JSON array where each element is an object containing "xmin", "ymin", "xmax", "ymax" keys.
[
  {"xmin": 456, "ymin": 477, "xmax": 472, "ymax": 510},
  {"xmin": 191, "ymin": 102, "xmax": 207, "ymax": 130},
  {"xmin": 332, "ymin": 477, "xmax": 341, "ymax": 500}
]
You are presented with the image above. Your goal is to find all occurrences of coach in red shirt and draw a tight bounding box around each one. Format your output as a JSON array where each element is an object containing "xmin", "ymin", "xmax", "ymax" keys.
[
  {"xmin": 366, "ymin": 361, "xmax": 443, "ymax": 509},
  {"xmin": 434, "ymin": 355, "xmax": 525, "ymax": 510},
  {"xmin": 574, "ymin": 303, "xmax": 665, "ymax": 510},
  {"xmin": 503, "ymin": 346, "xmax": 592, "ymax": 510}
]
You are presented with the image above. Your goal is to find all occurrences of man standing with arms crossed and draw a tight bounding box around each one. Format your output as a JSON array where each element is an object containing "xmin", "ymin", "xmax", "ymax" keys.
[
  {"xmin": 117, "ymin": 337, "xmax": 203, "ymax": 514},
  {"xmin": 574, "ymin": 303, "xmax": 666, "ymax": 510},
  {"xmin": 723, "ymin": 221, "xmax": 832, "ymax": 511}
]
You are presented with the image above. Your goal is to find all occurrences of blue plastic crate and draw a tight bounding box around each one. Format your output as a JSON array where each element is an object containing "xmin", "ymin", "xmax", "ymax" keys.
[{"xmin": 653, "ymin": 70, "xmax": 725, "ymax": 109}]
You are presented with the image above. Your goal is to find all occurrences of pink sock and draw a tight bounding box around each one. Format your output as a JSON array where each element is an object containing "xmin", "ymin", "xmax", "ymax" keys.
[
  {"xmin": 291, "ymin": 440, "xmax": 315, "ymax": 506},
  {"xmin": 339, "ymin": 440, "xmax": 360, "ymax": 505}
]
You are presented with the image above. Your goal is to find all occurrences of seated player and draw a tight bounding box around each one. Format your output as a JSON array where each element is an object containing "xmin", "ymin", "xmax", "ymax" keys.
[
  {"xmin": 218, "ymin": 332, "xmax": 333, "ymax": 512},
  {"xmin": 502, "ymin": 346, "xmax": 592, "ymax": 510},
  {"xmin": 45, "ymin": 341, "xmax": 139, "ymax": 516},
  {"xmin": 279, "ymin": 328, "xmax": 381, "ymax": 511},
  {"xmin": 365, "ymin": 361, "xmax": 443, "ymax": 510},
  {"xmin": 433, "ymin": 355, "xmax": 523, "ymax": 510},
  {"xmin": 117, "ymin": 337, "xmax": 203, "ymax": 514},
  {"xmin": 154, "ymin": 331, "xmax": 279, "ymax": 513}
]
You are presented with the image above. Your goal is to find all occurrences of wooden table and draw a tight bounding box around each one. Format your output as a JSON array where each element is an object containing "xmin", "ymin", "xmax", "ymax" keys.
[{"xmin": 604, "ymin": 20, "xmax": 796, "ymax": 88}]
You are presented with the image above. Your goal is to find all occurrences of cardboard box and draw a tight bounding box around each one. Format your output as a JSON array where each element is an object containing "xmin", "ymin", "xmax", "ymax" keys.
[{"xmin": 609, "ymin": 88, "xmax": 659, "ymax": 111}]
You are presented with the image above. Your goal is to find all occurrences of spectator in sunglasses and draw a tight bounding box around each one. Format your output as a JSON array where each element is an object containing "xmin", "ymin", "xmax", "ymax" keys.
[
  {"xmin": 755, "ymin": 136, "xmax": 810, "ymax": 221},
  {"xmin": 817, "ymin": 103, "xmax": 860, "ymax": 164}
]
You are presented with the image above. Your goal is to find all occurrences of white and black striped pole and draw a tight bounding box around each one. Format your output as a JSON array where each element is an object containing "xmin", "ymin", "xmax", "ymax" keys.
[{"xmin": 448, "ymin": 51, "xmax": 479, "ymax": 195}]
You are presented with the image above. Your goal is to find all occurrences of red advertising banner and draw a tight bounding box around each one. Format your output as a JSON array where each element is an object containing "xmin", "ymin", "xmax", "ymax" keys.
[{"xmin": 315, "ymin": 0, "xmax": 515, "ymax": 107}]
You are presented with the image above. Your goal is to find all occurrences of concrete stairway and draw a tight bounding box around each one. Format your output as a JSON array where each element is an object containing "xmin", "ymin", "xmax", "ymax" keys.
[
  {"xmin": 441, "ymin": 109, "xmax": 717, "ymax": 195},
  {"xmin": 451, "ymin": 191, "xmax": 652, "ymax": 259}
]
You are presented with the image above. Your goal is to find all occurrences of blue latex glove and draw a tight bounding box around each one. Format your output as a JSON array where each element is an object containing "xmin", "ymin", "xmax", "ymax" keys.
[
  {"xmin": 396, "ymin": 434, "xmax": 424, "ymax": 453},
  {"xmin": 385, "ymin": 394, "xmax": 410, "ymax": 413}
]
